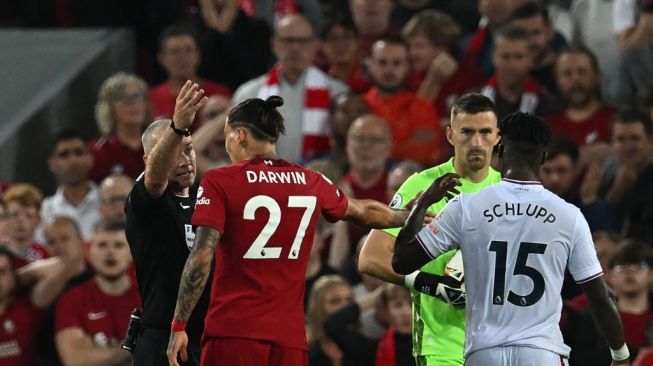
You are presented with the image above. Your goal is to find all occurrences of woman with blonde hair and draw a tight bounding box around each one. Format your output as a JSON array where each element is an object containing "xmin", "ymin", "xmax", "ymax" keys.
[{"xmin": 88, "ymin": 72, "xmax": 152, "ymax": 183}]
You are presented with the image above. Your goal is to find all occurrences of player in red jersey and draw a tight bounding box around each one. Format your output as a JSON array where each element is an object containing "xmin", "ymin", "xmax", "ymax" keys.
[{"xmin": 167, "ymin": 96, "xmax": 415, "ymax": 366}]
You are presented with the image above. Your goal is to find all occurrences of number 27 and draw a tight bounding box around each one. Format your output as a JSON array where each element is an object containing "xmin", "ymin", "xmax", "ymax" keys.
[{"xmin": 243, "ymin": 195, "xmax": 316, "ymax": 260}]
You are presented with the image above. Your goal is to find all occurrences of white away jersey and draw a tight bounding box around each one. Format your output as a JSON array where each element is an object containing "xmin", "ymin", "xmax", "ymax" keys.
[{"xmin": 416, "ymin": 179, "xmax": 603, "ymax": 357}]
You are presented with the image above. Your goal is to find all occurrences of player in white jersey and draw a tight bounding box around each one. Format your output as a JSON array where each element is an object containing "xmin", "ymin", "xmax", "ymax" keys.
[{"xmin": 392, "ymin": 112, "xmax": 630, "ymax": 366}]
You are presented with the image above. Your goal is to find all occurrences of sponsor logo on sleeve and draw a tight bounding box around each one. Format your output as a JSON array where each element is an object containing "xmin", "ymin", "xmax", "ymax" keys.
[{"xmin": 195, "ymin": 186, "xmax": 211, "ymax": 206}]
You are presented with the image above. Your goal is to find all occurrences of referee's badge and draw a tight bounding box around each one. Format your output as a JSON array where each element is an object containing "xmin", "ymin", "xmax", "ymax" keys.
[
  {"xmin": 185, "ymin": 224, "xmax": 195, "ymax": 250},
  {"xmin": 389, "ymin": 193, "xmax": 403, "ymax": 208}
]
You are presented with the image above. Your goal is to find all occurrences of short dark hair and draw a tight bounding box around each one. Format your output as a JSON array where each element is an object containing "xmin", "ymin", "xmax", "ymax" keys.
[
  {"xmin": 451, "ymin": 93, "xmax": 496, "ymax": 120},
  {"xmin": 228, "ymin": 96, "xmax": 286, "ymax": 143},
  {"xmin": 94, "ymin": 218, "xmax": 126, "ymax": 234},
  {"xmin": 158, "ymin": 23, "xmax": 199, "ymax": 52},
  {"xmin": 545, "ymin": 136, "xmax": 579, "ymax": 164},
  {"xmin": 494, "ymin": 23, "xmax": 531, "ymax": 43},
  {"xmin": 555, "ymin": 46, "xmax": 600, "ymax": 75},
  {"xmin": 613, "ymin": 108, "xmax": 653, "ymax": 136},
  {"xmin": 402, "ymin": 10, "xmax": 461, "ymax": 54},
  {"xmin": 609, "ymin": 239, "xmax": 653, "ymax": 269},
  {"xmin": 50, "ymin": 128, "xmax": 85, "ymax": 155},
  {"xmin": 510, "ymin": 1, "xmax": 550, "ymax": 25},
  {"xmin": 500, "ymin": 112, "xmax": 552, "ymax": 147},
  {"xmin": 320, "ymin": 14, "xmax": 357, "ymax": 40}
]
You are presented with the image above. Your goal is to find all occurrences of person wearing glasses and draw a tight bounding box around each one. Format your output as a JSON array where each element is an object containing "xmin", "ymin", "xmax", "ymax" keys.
[
  {"xmin": 89, "ymin": 72, "xmax": 153, "ymax": 183},
  {"xmin": 98, "ymin": 174, "xmax": 134, "ymax": 221},
  {"xmin": 232, "ymin": 14, "xmax": 349, "ymax": 163},
  {"xmin": 41, "ymin": 128, "xmax": 101, "ymax": 241}
]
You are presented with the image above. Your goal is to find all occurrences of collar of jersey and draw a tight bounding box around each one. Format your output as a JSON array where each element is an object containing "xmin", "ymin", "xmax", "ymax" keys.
[{"xmin": 502, "ymin": 178, "xmax": 542, "ymax": 185}]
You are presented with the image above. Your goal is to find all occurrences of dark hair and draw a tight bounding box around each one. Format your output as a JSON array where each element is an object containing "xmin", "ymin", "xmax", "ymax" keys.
[
  {"xmin": 494, "ymin": 23, "xmax": 531, "ymax": 43},
  {"xmin": 510, "ymin": 1, "xmax": 550, "ymax": 25},
  {"xmin": 50, "ymin": 128, "xmax": 86, "ymax": 155},
  {"xmin": 158, "ymin": 23, "xmax": 199, "ymax": 52},
  {"xmin": 320, "ymin": 14, "xmax": 357, "ymax": 40},
  {"xmin": 228, "ymin": 96, "xmax": 286, "ymax": 143},
  {"xmin": 500, "ymin": 112, "xmax": 552, "ymax": 148},
  {"xmin": 613, "ymin": 108, "xmax": 653, "ymax": 136},
  {"xmin": 609, "ymin": 239, "xmax": 653, "ymax": 269},
  {"xmin": 451, "ymin": 93, "xmax": 496, "ymax": 120},
  {"xmin": 555, "ymin": 46, "xmax": 600, "ymax": 75},
  {"xmin": 94, "ymin": 218, "xmax": 126, "ymax": 233},
  {"xmin": 545, "ymin": 136, "xmax": 579, "ymax": 164}
]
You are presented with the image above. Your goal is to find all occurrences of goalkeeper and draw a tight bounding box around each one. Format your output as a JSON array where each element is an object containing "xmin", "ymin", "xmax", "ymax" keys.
[{"xmin": 359, "ymin": 93, "xmax": 501, "ymax": 365}]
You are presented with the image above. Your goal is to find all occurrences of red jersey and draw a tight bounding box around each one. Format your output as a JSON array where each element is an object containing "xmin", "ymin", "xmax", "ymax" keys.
[
  {"xmin": 344, "ymin": 170, "xmax": 388, "ymax": 248},
  {"xmin": 88, "ymin": 135, "xmax": 144, "ymax": 183},
  {"xmin": 621, "ymin": 308, "xmax": 652, "ymax": 349},
  {"xmin": 55, "ymin": 277, "xmax": 141, "ymax": 347},
  {"xmin": 546, "ymin": 105, "xmax": 615, "ymax": 146},
  {"xmin": 192, "ymin": 157, "xmax": 349, "ymax": 350},
  {"xmin": 150, "ymin": 80, "xmax": 231, "ymax": 131},
  {"xmin": 11, "ymin": 242, "xmax": 49, "ymax": 269},
  {"xmin": 0, "ymin": 295, "xmax": 42, "ymax": 366}
]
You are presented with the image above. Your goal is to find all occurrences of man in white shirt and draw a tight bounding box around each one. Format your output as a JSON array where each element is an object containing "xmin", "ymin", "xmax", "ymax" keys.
[
  {"xmin": 232, "ymin": 14, "xmax": 348, "ymax": 162},
  {"xmin": 41, "ymin": 129, "xmax": 101, "ymax": 241},
  {"xmin": 392, "ymin": 112, "xmax": 629, "ymax": 366}
]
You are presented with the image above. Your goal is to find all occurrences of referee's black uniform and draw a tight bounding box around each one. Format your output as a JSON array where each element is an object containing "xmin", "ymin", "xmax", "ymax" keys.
[{"xmin": 125, "ymin": 174, "xmax": 211, "ymax": 366}]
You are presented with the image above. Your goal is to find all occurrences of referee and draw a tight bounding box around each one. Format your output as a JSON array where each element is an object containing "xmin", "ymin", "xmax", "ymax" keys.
[{"xmin": 125, "ymin": 81, "xmax": 209, "ymax": 365}]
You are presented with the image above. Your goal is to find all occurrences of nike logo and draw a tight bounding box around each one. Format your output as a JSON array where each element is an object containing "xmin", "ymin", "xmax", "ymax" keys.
[
  {"xmin": 88, "ymin": 311, "xmax": 108, "ymax": 320},
  {"xmin": 180, "ymin": 203, "xmax": 191, "ymax": 210}
]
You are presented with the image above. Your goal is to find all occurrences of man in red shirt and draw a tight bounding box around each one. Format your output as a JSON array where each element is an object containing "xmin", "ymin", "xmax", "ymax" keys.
[
  {"xmin": 167, "ymin": 96, "xmax": 413, "ymax": 366},
  {"xmin": 150, "ymin": 24, "xmax": 231, "ymax": 131},
  {"xmin": 546, "ymin": 47, "xmax": 615, "ymax": 157},
  {"xmin": 364, "ymin": 36, "xmax": 441, "ymax": 166},
  {"xmin": 55, "ymin": 219, "xmax": 140, "ymax": 366}
]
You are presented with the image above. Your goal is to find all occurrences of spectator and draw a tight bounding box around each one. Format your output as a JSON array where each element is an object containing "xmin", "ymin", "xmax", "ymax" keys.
[
  {"xmin": 305, "ymin": 219, "xmax": 340, "ymax": 311},
  {"xmin": 193, "ymin": 95, "xmax": 233, "ymax": 178},
  {"xmin": 457, "ymin": 0, "xmax": 522, "ymax": 93},
  {"xmin": 0, "ymin": 246, "xmax": 72, "ymax": 366},
  {"xmin": 622, "ymin": 161, "xmax": 653, "ymax": 244},
  {"xmin": 236, "ymin": 0, "xmax": 324, "ymax": 33},
  {"xmin": 352, "ymin": 235, "xmax": 387, "ymax": 340},
  {"xmin": 343, "ymin": 114, "xmax": 392, "ymax": 248},
  {"xmin": 320, "ymin": 15, "xmax": 372, "ymax": 93},
  {"xmin": 41, "ymin": 129, "xmax": 101, "ymax": 241},
  {"xmin": 599, "ymin": 110, "xmax": 653, "ymax": 208},
  {"xmin": 307, "ymin": 275, "xmax": 364, "ymax": 366},
  {"xmin": 510, "ymin": 1, "xmax": 567, "ymax": 96},
  {"xmin": 547, "ymin": 47, "xmax": 615, "ymax": 167},
  {"xmin": 197, "ymin": 0, "xmax": 273, "ymax": 92},
  {"xmin": 540, "ymin": 137, "xmax": 618, "ymax": 232},
  {"xmin": 477, "ymin": 24, "xmax": 561, "ymax": 121},
  {"xmin": 326, "ymin": 91, "xmax": 369, "ymax": 174},
  {"xmin": 385, "ymin": 160, "xmax": 422, "ymax": 204},
  {"xmin": 150, "ymin": 23, "xmax": 231, "ymax": 130},
  {"xmin": 374, "ymin": 284, "xmax": 415, "ymax": 366},
  {"xmin": 98, "ymin": 174, "xmax": 134, "ymax": 221},
  {"xmin": 390, "ymin": 0, "xmax": 457, "ymax": 29},
  {"xmin": 364, "ymin": 37, "xmax": 442, "ymax": 165},
  {"xmin": 54, "ymin": 219, "xmax": 139, "ymax": 366},
  {"xmin": 350, "ymin": 0, "xmax": 397, "ymax": 61},
  {"xmin": 89, "ymin": 72, "xmax": 153, "ymax": 183},
  {"xmin": 233, "ymin": 14, "xmax": 348, "ymax": 162},
  {"xmin": 402, "ymin": 10, "xmax": 463, "ymax": 119},
  {"xmin": 0, "ymin": 198, "xmax": 12, "ymax": 245},
  {"xmin": 3, "ymin": 184, "xmax": 48, "ymax": 268}
]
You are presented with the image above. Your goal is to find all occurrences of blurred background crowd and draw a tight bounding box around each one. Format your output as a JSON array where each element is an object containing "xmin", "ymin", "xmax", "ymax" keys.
[{"xmin": 1, "ymin": 0, "xmax": 653, "ymax": 365}]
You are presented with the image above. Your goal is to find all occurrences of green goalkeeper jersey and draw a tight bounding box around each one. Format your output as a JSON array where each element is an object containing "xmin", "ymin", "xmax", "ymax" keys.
[{"xmin": 385, "ymin": 158, "xmax": 501, "ymax": 364}]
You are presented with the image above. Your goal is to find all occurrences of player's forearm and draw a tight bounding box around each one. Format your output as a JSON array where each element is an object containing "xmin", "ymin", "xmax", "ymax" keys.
[
  {"xmin": 583, "ymin": 278, "xmax": 627, "ymax": 349},
  {"xmin": 144, "ymin": 128, "xmax": 183, "ymax": 196},
  {"xmin": 358, "ymin": 231, "xmax": 405, "ymax": 285},
  {"xmin": 62, "ymin": 348, "xmax": 130, "ymax": 366},
  {"xmin": 31, "ymin": 259, "xmax": 72, "ymax": 309},
  {"xmin": 393, "ymin": 200, "xmax": 432, "ymax": 274},
  {"xmin": 173, "ymin": 227, "xmax": 219, "ymax": 322},
  {"xmin": 358, "ymin": 200, "xmax": 407, "ymax": 229}
]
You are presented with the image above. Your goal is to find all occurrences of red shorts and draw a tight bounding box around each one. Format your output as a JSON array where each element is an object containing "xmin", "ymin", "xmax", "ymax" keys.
[{"xmin": 201, "ymin": 337, "xmax": 307, "ymax": 366}]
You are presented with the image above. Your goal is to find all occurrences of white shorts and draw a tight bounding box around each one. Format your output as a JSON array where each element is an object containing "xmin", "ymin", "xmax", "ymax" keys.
[{"xmin": 465, "ymin": 345, "xmax": 568, "ymax": 366}]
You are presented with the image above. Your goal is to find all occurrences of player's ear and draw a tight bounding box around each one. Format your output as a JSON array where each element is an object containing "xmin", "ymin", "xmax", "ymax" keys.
[
  {"xmin": 497, "ymin": 144, "xmax": 504, "ymax": 159},
  {"xmin": 541, "ymin": 151, "xmax": 547, "ymax": 165}
]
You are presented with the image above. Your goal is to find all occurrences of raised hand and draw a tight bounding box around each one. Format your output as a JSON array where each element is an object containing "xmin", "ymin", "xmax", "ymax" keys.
[
  {"xmin": 422, "ymin": 173, "xmax": 461, "ymax": 206},
  {"xmin": 173, "ymin": 80, "xmax": 208, "ymax": 130}
]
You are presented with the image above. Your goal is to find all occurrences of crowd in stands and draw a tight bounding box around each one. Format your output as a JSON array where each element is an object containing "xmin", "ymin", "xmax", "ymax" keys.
[{"xmin": 1, "ymin": 0, "xmax": 653, "ymax": 365}]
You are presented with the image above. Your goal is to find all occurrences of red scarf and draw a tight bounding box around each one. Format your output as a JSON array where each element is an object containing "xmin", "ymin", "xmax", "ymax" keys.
[
  {"xmin": 238, "ymin": 0, "xmax": 297, "ymax": 19},
  {"xmin": 257, "ymin": 65, "xmax": 332, "ymax": 160},
  {"xmin": 375, "ymin": 328, "xmax": 396, "ymax": 366},
  {"xmin": 481, "ymin": 74, "xmax": 541, "ymax": 113}
]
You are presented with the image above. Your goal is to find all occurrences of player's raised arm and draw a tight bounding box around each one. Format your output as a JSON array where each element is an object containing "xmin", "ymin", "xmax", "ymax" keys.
[
  {"xmin": 581, "ymin": 277, "xmax": 630, "ymax": 365},
  {"xmin": 167, "ymin": 226, "xmax": 220, "ymax": 366},
  {"xmin": 393, "ymin": 173, "xmax": 460, "ymax": 274},
  {"xmin": 341, "ymin": 197, "xmax": 409, "ymax": 229}
]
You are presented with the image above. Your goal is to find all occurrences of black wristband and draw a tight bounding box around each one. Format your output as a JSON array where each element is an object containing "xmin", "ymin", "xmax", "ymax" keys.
[
  {"xmin": 413, "ymin": 272, "xmax": 441, "ymax": 296},
  {"xmin": 170, "ymin": 120, "xmax": 191, "ymax": 137}
]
